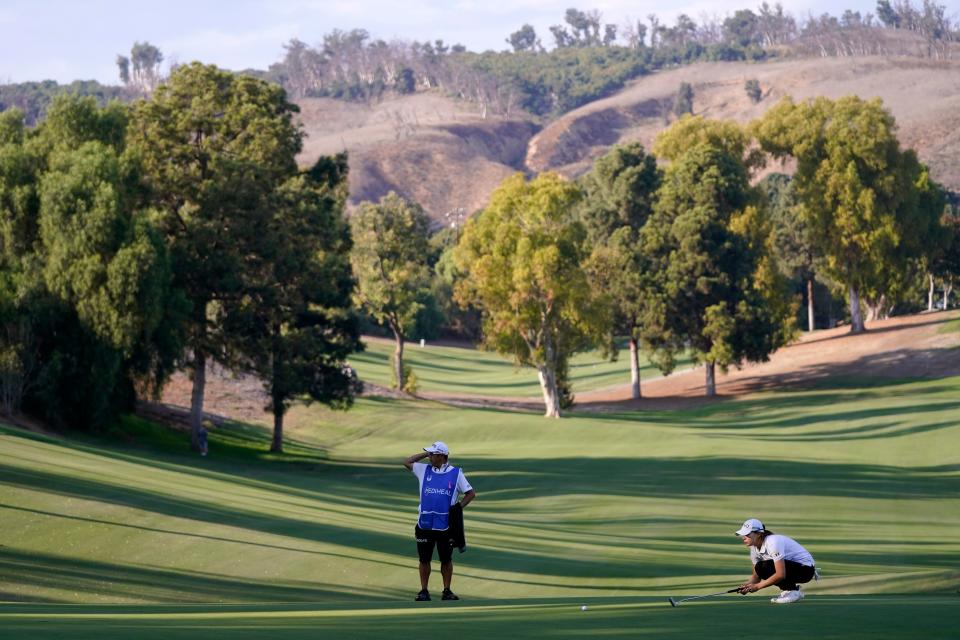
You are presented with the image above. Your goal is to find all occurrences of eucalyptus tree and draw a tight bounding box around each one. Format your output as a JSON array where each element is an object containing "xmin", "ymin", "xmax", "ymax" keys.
[
  {"xmin": 116, "ymin": 41, "xmax": 165, "ymax": 93},
  {"xmin": 350, "ymin": 192, "xmax": 431, "ymax": 393},
  {"xmin": 454, "ymin": 172, "xmax": 607, "ymax": 417},
  {"xmin": 507, "ymin": 24, "xmax": 541, "ymax": 52},
  {"xmin": 932, "ymin": 211, "xmax": 960, "ymax": 310},
  {"xmin": 753, "ymin": 96, "xmax": 945, "ymax": 332}
]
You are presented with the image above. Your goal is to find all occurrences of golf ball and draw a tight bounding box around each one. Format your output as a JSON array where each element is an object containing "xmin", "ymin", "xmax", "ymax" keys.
[{"xmin": 580, "ymin": 605, "xmax": 588, "ymax": 611}]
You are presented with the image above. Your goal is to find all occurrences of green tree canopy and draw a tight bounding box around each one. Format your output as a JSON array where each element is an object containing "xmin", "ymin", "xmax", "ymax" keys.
[
  {"xmin": 454, "ymin": 172, "xmax": 606, "ymax": 416},
  {"xmin": 0, "ymin": 96, "xmax": 183, "ymax": 427},
  {"xmin": 128, "ymin": 62, "xmax": 303, "ymax": 449},
  {"xmin": 507, "ymin": 24, "xmax": 541, "ymax": 52},
  {"xmin": 753, "ymin": 96, "xmax": 945, "ymax": 332},
  {"xmin": 642, "ymin": 135, "xmax": 789, "ymax": 396},
  {"xmin": 227, "ymin": 155, "xmax": 362, "ymax": 453},
  {"xmin": 931, "ymin": 208, "xmax": 960, "ymax": 309},
  {"xmin": 758, "ymin": 173, "xmax": 824, "ymax": 331},
  {"xmin": 653, "ymin": 114, "xmax": 761, "ymax": 168},
  {"xmin": 579, "ymin": 142, "xmax": 661, "ymax": 243},
  {"xmin": 578, "ymin": 142, "xmax": 661, "ymax": 398},
  {"xmin": 350, "ymin": 192, "xmax": 432, "ymax": 393}
]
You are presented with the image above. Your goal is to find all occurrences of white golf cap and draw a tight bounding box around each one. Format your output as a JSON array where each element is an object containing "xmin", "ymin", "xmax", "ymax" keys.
[
  {"xmin": 735, "ymin": 518, "xmax": 765, "ymax": 536},
  {"xmin": 423, "ymin": 441, "xmax": 450, "ymax": 455}
]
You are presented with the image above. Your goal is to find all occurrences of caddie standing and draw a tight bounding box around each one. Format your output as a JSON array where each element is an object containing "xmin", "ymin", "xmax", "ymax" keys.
[{"xmin": 403, "ymin": 440, "xmax": 476, "ymax": 601}]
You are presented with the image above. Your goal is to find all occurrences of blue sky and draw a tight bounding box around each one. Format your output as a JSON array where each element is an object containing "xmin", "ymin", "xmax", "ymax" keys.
[{"xmin": 0, "ymin": 1, "xmax": 911, "ymax": 84}]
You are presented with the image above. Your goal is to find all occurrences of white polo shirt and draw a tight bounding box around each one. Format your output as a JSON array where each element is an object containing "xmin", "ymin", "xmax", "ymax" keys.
[
  {"xmin": 411, "ymin": 462, "xmax": 473, "ymax": 520},
  {"xmin": 750, "ymin": 534, "xmax": 815, "ymax": 567}
]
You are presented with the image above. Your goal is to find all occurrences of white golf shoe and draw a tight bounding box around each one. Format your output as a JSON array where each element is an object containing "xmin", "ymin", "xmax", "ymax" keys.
[{"xmin": 771, "ymin": 589, "xmax": 804, "ymax": 604}]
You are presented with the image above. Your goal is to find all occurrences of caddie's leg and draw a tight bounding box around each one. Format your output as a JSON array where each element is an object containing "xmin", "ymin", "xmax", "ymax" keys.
[
  {"xmin": 415, "ymin": 526, "xmax": 435, "ymax": 590},
  {"xmin": 437, "ymin": 535, "xmax": 454, "ymax": 589}
]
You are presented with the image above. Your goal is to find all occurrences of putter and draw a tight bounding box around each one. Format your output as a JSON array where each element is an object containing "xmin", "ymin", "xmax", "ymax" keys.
[{"xmin": 668, "ymin": 587, "xmax": 740, "ymax": 607}]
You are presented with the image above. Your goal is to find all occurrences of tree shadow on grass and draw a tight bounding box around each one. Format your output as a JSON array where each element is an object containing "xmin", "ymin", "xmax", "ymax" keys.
[
  {"xmin": 462, "ymin": 456, "xmax": 960, "ymax": 503},
  {"xmin": 0, "ymin": 502, "xmax": 411, "ymax": 568},
  {"xmin": 0, "ymin": 462, "xmax": 733, "ymax": 596},
  {"xmin": 3, "ymin": 449, "xmax": 957, "ymax": 597},
  {"xmin": 0, "ymin": 452, "xmax": 420, "ymax": 553},
  {"xmin": 708, "ymin": 419, "xmax": 958, "ymax": 442},
  {"xmin": 579, "ymin": 380, "xmax": 960, "ymax": 435},
  {"xmin": 725, "ymin": 348, "xmax": 960, "ymax": 395},
  {"xmin": 0, "ymin": 547, "xmax": 388, "ymax": 603},
  {"xmin": 798, "ymin": 314, "xmax": 956, "ymax": 347}
]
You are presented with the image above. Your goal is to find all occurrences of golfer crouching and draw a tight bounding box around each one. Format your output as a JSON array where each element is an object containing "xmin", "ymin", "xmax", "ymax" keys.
[
  {"xmin": 403, "ymin": 441, "xmax": 476, "ymax": 602},
  {"xmin": 735, "ymin": 518, "xmax": 819, "ymax": 603}
]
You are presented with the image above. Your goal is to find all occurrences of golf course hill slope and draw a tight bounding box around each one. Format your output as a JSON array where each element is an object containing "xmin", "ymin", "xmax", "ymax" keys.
[
  {"xmin": 295, "ymin": 56, "xmax": 960, "ymax": 225},
  {"xmin": 2, "ymin": 317, "xmax": 958, "ymax": 639},
  {"xmin": 156, "ymin": 309, "xmax": 960, "ymax": 421},
  {"xmin": 575, "ymin": 309, "xmax": 960, "ymax": 410}
]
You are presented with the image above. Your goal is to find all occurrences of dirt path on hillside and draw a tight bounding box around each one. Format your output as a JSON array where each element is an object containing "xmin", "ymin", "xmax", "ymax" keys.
[{"xmin": 156, "ymin": 310, "xmax": 960, "ymax": 422}]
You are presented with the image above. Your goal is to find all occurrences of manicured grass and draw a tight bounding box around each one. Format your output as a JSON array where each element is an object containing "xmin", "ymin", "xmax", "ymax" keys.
[
  {"xmin": 937, "ymin": 314, "xmax": 960, "ymax": 334},
  {"xmin": 1, "ymin": 597, "xmax": 958, "ymax": 639},
  {"xmin": 349, "ymin": 337, "xmax": 690, "ymax": 396},
  {"xmin": 1, "ymin": 376, "xmax": 959, "ymax": 638}
]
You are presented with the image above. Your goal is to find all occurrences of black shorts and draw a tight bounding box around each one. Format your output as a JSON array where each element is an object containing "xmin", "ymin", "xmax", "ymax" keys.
[
  {"xmin": 755, "ymin": 559, "xmax": 816, "ymax": 590},
  {"xmin": 415, "ymin": 526, "xmax": 454, "ymax": 564}
]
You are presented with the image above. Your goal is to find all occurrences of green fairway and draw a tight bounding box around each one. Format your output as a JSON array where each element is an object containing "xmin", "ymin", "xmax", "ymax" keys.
[
  {"xmin": 348, "ymin": 337, "xmax": 689, "ymax": 396},
  {"xmin": 1, "ymin": 597, "xmax": 958, "ymax": 639},
  {"xmin": 1, "ymin": 375, "xmax": 959, "ymax": 638}
]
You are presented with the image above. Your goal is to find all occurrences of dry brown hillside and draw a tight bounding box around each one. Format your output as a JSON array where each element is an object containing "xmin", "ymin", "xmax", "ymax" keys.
[
  {"xmin": 295, "ymin": 56, "xmax": 960, "ymax": 223},
  {"xmin": 296, "ymin": 94, "xmax": 537, "ymax": 223},
  {"xmin": 527, "ymin": 57, "xmax": 960, "ymax": 184}
]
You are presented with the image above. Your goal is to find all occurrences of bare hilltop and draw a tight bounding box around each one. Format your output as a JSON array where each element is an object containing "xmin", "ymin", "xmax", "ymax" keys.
[{"xmin": 295, "ymin": 56, "xmax": 960, "ymax": 223}]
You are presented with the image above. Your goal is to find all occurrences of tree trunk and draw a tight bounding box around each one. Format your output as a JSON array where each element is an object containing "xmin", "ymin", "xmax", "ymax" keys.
[
  {"xmin": 807, "ymin": 277, "xmax": 816, "ymax": 332},
  {"xmin": 849, "ymin": 284, "xmax": 865, "ymax": 333},
  {"xmin": 271, "ymin": 403, "xmax": 285, "ymax": 453},
  {"xmin": 270, "ymin": 339, "xmax": 284, "ymax": 453},
  {"xmin": 189, "ymin": 349, "xmax": 206, "ymax": 451},
  {"xmin": 537, "ymin": 365, "xmax": 561, "ymax": 418},
  {"xmin": 928, "ymin": 273, "xmax": 936, "ymax": 311},
  {"xmin": 704, "ymin": 361, "xmax": 716, "ymax": 397},
  {"xmin": 392, "ymin": 324, "xmax": 405, "ymax": 391},
  {"xmin": 945, "ymin": 281, "xmax": 953, "ymax": 310},
  {"xmin": 629, "ymin": 337, "xmax": 641, "ymax": 399},
  {"xmin": 538, "ymin": 334, "xmax": 561, "ymax": 417}
]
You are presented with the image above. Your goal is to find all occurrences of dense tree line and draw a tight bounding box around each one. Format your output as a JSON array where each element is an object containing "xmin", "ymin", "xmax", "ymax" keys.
[
  {"xmin": 0, "ymin": 65, "xmax": 361, "ymax": 451},
  {"xmin": 0, "ymin": 80, "xmax": 128, "ymax": 126},
  {"xmin": 260, "ymin": 2, "xmax": 957, "ymax": 117},
  {"xmin": 2, "ymin": 6, "xmax": 959, "ymax": 428},
  {"xmin": 2, "ymin": 3, "xmax": 956, "ymax": 126},
  {"xmin": 1, "ymin": 69, "xmax": 957, "ymax": 427},
  {"xmin": 442, "ymin": 97, "xmax": 955, "ymax": 415}
]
